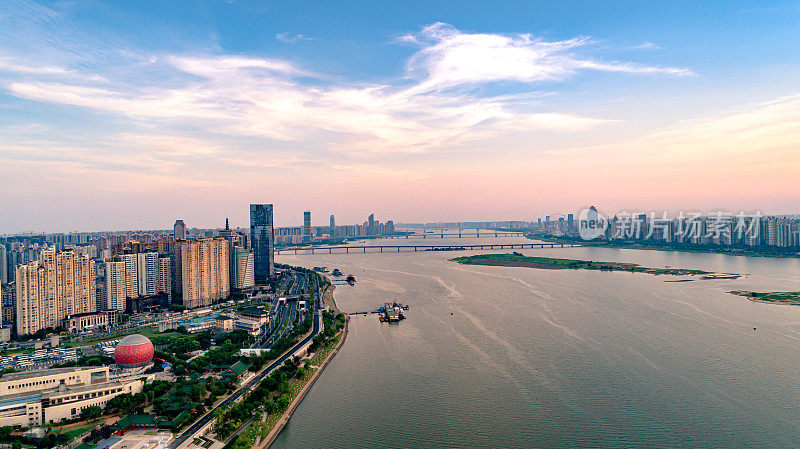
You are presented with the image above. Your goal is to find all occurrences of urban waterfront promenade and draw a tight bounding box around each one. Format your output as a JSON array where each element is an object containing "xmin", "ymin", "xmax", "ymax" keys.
[{"xmin": 168, "ymin": 302, "xmax": 322, "ymax": 449}]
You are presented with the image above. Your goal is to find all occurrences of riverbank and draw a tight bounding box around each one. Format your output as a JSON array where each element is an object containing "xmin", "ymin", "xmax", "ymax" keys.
[
  {"xmin": 728, "ymin": 290, "xmax": 800, "ymax": 306},
  {"xmin": 257, "ymin": 317, "xmax": 348, "ymax": 448},
  {"xmin": 451, "ymin": 253, "xmax": 740, "ymax": 278},
  {"xmin": 222, "ymin": 281, "xmax": 348, "ymax": 449}
]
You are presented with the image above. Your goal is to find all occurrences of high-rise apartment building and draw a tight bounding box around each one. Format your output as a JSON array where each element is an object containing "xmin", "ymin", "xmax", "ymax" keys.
[
  {"xmin": 176, "ymin": 238, "xmax": 230, "ymax": 308},
  {"xmin": 174, "ymin": 220, "xmax": 187, "ymax": 240},
  {"xmin": 157, "ymin": 256, "xmax": 171, "ymax": 300},
  {"xmin": 1, "ymin": 283, "xmax": 15, "ymax": 329},
  {"xmin": 121, "ymin": 253, "xmax": 139, "ymax": 299},
  {"xmin": 250, "ymin": 204, "xmax": 275, "ymax": 283},
  {"xmin": 329, "ymin": 215, "xmax": 336, "ymax": 237},
  {"xmin": 105, "ymin": 251, "xmax": 170, "ymax": 311},
  {"xmin": 303, "ymin": 211, "xmax": 312, "ymax": 243},
  {"xmin": 15, "ymin": 247, "xmax": 96, "ymax": 336},
  {"xmin": 105, "ymin": 260, "xmax": 127, "ymax": 312},
  {"xmin": 0, "ymin": 244, "xmax": 6, "ymax": 284},
  {"xmin": 231, "ymin": 246, "xmax": 254, "ymax": 291}
]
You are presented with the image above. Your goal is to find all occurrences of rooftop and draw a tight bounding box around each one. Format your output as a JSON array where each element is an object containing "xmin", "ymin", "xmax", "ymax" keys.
[
  {"xmin": 0, "ymin": 366, "xmax": 104, "ymax": 383},
  {"xmin": 239, "ymin": 307, "xmax": 267, "ymax": 316},
  {"xmin": 65, "ymin": 311, "xmax": 107, "ymax": 319},
  {"xmin": 110, "ymin": 414, "xmax": 167, "ymax": 429},
  {"xmin": 222, "ymin": 361, "xmax": 251, "ymax": 377},
  {"xmin": 2, "ymin": 378, "xmax": 138, "ymax": 403}
]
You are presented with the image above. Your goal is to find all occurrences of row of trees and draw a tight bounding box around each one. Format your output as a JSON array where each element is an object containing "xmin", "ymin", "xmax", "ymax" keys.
[
  {"xmin": 214, "ymin": 355, "xmax": 308, "ymax": 440},
  {"xmin": 103, "ymin": 379, "xmax": 173, "ymax": 416},
  {"xmin": 216, "ymin": 285, "xmax": 347, "ymax": 448}
]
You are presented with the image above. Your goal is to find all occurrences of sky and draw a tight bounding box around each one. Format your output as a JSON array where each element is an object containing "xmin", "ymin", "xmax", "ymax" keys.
[{"xmin": 1, "ymin": 0, "xmax": 799, "ymax": 233}]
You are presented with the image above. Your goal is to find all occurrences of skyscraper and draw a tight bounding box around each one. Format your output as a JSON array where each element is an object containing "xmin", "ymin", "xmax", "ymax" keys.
[
  {"xmin": 329, "ymin": 215, "xmax": 336, "ymax": 237},
  {"xmin": 250, "ymin": 204, "xmax": 274, "ymax": 283},
  {"xmin": 303, "ymin": 211, "xmax": 311, "ymax": 243},
  {"xmin": 368, "ymin": 214, "xmax": 375, "ymax": 235},
  {"xmin": 174, "ymin": 220, "xmax": 187, "ymax": 240}
]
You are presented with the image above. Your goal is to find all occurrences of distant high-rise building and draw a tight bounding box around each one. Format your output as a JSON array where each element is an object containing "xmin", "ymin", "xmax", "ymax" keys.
[
  {"xmin": 303, "ymin": 211, "xmax": 312, "ymax": 243},
  {"xmin": 329, "ymin": 215, "xmax": 336, "ymax": 237},
  {"xmin": 121, "ymin": 253, "xmax": 139, "ymax": 299},
  {"xmin": 157, "ymin": 256, "xmax": 171, "ymax": 300},
  {"xmin": 174, "ymin": 220, "xmax": 187, "ymax": 240},
  {"xmin": 0, "ymin": 244, "xmax": 6, "ymax": 284},
  {"xmin": 587, "ymin": 206, "xmax": 599, "ymax": 222},
  {"xmin": 1, "ymin": 283, "xmax": 15, "ymax": 329},
  {"xmin": 368, "ymin": 214, "xmax": 375, "ymax": 235},
  {"xmin": 250, "ymin": 204, "xmax": 275, "ymax": 283},
  {"xmin": 567, "ymin": 214, "xmax": 574, "ymax": 229},
  {"xmin": 15, "ymin": 247, "xmax": 96, "ymax": 336},
  {"xmin": 136, "ymin": 252, "xmax": 159, "ymax": 297}
]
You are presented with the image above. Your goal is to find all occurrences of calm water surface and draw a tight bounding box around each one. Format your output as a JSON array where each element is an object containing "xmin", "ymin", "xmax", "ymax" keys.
[{"xmin": 271, "ymin": 236, "xmax": 800, "ymax": 448}]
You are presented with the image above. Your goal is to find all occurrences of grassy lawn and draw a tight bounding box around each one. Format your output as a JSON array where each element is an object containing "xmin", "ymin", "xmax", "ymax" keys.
[
  {"xmin": 310, "ymin": 335, "xmax": 340, "ymax": 367},
  {"xmin": 57, "ymin": 420, "xmax": 101, "ymax": 439},
  {"xmin": 0, "ymin": 347, "xmax": 35, "ymax": 357}
]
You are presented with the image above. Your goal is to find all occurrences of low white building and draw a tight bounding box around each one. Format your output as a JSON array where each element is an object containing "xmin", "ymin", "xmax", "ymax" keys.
[{"xmin": 0, "ymin": 366, "xmax": 150, "ymax": 427}]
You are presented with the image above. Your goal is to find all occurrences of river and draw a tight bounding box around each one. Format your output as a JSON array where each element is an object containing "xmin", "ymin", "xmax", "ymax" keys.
[{"xmin": 271, "ymin": 235, "xmax": 800, "ymax": 448}]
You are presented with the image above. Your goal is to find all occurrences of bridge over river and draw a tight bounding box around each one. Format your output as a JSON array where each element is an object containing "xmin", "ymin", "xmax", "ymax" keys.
[
  {"xmin": 384, "ymin": 231, "xmax": 525, "ymax": 239},
  {"xmin": 275, "ymin": 242, "xmax": 580, "ymax": 255}
]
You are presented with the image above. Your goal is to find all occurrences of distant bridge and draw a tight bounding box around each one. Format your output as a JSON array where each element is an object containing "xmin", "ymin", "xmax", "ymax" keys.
[
  {"xmin": 385, "ymin": 231, "xmax": 525, "ymax": 239},
  {"xmin": 275, "ymin": 242, "xmax": 580, "ymax": 255}
]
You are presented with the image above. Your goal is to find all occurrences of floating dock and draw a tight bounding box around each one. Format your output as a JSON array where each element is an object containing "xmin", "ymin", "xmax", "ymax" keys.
[
  {"xmin": 348, "ymin": 302, "xmax": 410, "ymax": 322},
  {"xmin": 378, "ymin": 302, "xmax": 407, "ymax": 322}
]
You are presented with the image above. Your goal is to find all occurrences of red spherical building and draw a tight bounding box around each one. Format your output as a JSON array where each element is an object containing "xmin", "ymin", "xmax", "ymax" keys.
[{"xmin": 114, "ymin": 334, "xmax": 154, "ymax": 368}]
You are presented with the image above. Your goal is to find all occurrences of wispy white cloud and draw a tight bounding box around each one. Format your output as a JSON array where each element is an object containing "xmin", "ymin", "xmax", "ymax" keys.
[
  {"xmin": 276, "ymin": 32, "xmax": 314, "ymax": 43},
  {"xmin": 3, "ymin": 51, "xmax": 615, "ymax": 154},
  {"xmin": 630, "ymin": 41, "xmax": 660, "ymax": 50},
  {"xmin": 400, "ymin": 22, "xmax": 691, "ymax": 95},
  {"xmin": 0, "ymin": 18, "xmax": 690, "ymax": 171}
]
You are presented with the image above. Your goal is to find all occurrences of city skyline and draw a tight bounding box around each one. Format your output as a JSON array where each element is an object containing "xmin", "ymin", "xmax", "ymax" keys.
[{"xmin": 1, "ymin": 1, "xmax": 799, "ymax": 233}]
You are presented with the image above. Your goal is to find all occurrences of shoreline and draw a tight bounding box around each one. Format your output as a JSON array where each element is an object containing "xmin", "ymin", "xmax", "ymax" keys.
[
  {"xmin": 256, "ymin": 281, "xmax": 349, "ymax": 448},
  {"xmin": 450, "ymin": 253, "xmax": 740, "ymax": 278},
  {"xmin": 728, "ymin": 290, "xmax": 800, "ymax": 306}
]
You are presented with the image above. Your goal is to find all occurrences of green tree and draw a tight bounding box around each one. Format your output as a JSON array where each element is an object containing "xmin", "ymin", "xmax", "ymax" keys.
[{"xmin": 80, "ymin": 405, "xmax": 103, "ymax": 420}]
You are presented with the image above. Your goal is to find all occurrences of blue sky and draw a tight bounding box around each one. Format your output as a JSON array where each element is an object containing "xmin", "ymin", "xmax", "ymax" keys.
[{"xmin": 1, "ymin": 0, "xmax": 799, "ymax": 233}]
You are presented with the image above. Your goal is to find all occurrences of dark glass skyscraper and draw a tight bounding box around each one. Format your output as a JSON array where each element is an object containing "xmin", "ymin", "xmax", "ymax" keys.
[
  {"xmin": 303, "ymin": 211, "xmax": 311, "ymax": 243},
  {"xmin": 250, "ymin": 204, "xmax": 274, "ymax": 283}
]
